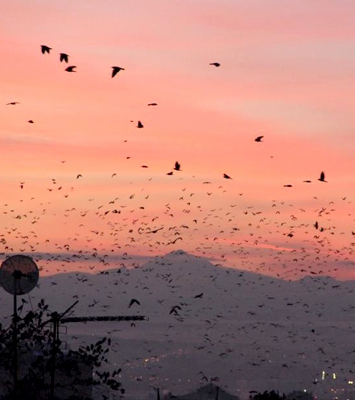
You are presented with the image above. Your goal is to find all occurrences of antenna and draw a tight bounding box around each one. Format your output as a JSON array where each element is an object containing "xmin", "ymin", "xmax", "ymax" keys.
[
  {"xmin": 45, "ymin": 300, "xmax": 79, "ymax": 400},
  {"xmin": 40, "ymin": 302, "xmax": 147, "ymax": 400},
  {"xmin": 150, "ymin": 386, "xmax": 161, "ymax": 400},
  {"xmin": 0, "ymin": 255, "xmax": 39, "ymax": 400}
]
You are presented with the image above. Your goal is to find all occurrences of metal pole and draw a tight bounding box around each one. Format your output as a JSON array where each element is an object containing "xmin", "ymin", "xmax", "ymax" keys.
[
  {"xmin": 50, "ymin": 312, "xmax": 59, "ymax": 400},
  {"xmin": 215, "ymin": 386, "xmax": 219, "ymax": 400},
  {"xmin": 13, "ymin": 292, "xmax": 17, "ymax": 400}
]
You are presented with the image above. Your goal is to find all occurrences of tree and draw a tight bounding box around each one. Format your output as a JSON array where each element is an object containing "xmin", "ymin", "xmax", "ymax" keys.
[
  {"xmin": 0, "ymin": 299, "xmax": 124, "ymax": 400},
  {"xmin": 250, "ymin": 391, "xmax": 286, "ymax": 400},
  {"xmin": 286, "ymin": 391, "xmax": 314, "ymax": 400}
]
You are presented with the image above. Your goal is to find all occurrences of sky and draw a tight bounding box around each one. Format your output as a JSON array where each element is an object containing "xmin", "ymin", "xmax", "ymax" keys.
[{"xmin": 1, "ymin": 0, "xmax": 355, "ymax": 279}]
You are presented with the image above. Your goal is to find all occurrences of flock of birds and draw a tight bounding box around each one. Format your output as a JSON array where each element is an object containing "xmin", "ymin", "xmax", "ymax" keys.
[
  {"xmin": 2, "ymin": 251, "xmax": 355, "ymax": 399},
  {"xmin": 6, "ymin": 44, "xmax": 330, "ymax": 184},
  {"xmin": 39, "ymin": 44, "xmax": 124, "ymax": 76},
  {"xmin": 2, "ymin": 37, "xmax": 354, "ymax": 400},
  {"xmin": 3, "ymin": 39, "xmax": 352, "ymax": 280}
]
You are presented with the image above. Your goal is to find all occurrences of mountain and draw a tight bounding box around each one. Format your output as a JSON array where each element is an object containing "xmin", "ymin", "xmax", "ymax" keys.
[{"xmin": 0, "ymin": 250, "xmax": 354, "ymax": 400}]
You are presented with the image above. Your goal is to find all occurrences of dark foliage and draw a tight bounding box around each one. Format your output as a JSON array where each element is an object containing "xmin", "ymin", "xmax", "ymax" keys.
[
  {"xmin": 0, "ymin": 299, "xmax": 124, "ymax": 399},
  {"xmin": 250, "ymin": 390, "xmax": 286, "ymax": 400}
]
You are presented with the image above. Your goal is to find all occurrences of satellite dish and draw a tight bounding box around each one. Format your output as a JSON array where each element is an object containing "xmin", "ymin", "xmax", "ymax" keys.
[
  {"xmin": 0, "ymin": 255, "xmax": 39, "ymax": 295},
  {"xmin": 0, "ymin": 255, "xmax": 40, "ymax": 398}
]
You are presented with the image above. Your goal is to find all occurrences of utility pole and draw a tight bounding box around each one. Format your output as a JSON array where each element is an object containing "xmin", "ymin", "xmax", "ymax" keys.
[{"xmin": 46, "ymin": 302, "xmax": 146, "ymax": 400}]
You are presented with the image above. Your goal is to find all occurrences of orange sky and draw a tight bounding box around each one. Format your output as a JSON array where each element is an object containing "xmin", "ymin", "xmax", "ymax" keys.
[{"xmin": 1, "ymin": 0, "xmax": 354, "ymax": 279}]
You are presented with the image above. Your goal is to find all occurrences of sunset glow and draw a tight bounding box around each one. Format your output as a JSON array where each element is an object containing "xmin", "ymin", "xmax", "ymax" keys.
[{"xmin": 1, "ymin": 0, "xmax": 354, "ymax": 279}]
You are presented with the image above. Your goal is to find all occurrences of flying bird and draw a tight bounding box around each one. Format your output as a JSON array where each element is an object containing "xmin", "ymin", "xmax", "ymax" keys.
[
  {"xmin": 6, "ymin": 102, "xmax": 19, "ymax": 105},
  {"xmin": 111, "ymin": 66, "xmax": 125, "ymax": 78},
  {"xmin": 137, "ymin": 121, "xmax": 144, "ymax": 128},
  {"xmin": 318, "ymin": 171, "xmax": 327, "ymax": 182},
  {"xmin": 41, "ymin": 45, "xmax": 51, "ymax": 54},
  {"xmin": 283, "ymin": 184, "xmax": 293, "ymax": 187},
  {"xmin": 170, "ymin": 305, "xmax": 182, "ymax": 315},
  {"xmin": 254, "ymin": 136, "xmax": 264, "ymax": 142},
  {"xmin": 174, "ymin": 161, "xmax": 181, "ymax": 171},
  {"xmin": 28, "ymin": 120, "xmax": 34, "ymax": 124},
  {"xmin": 60, "ymin": 53, "xmax": 69, "ymax": 63},
  {"xmin": 65, "ymin": 66, "xmax": 76, "ymax": 72},
  {"xmin": 209, "ymin": 62, "xmax": 220, "ymax": 67},
  {"xmin": 223, "ymin": 173, "xmax": 232, "ymax": 179},
  {"xmin": 128, "ymin": 298, "xmax": 140, "ymax": 308},
  {"xmin": 76, "ymin": 174, "xmax": 82, "ymax": 179},
  {"xmin": 148, "ymin": 103, "xmax": 158, "ymax": 106}
]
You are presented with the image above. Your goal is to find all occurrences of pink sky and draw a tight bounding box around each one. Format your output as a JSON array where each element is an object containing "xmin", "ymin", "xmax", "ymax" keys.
[{"xmin": 0, "ymin": 0, "xmax": 354, "ymax": 279}]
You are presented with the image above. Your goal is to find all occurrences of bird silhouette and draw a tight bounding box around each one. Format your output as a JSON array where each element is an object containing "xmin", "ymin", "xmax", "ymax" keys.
[
  {"xmin": 148, "ymin": 103, "xmax": 158, "ymax": 106},
  {"xmin": 254, "ymin": 136, "xmax": 264, "ymax": 142},
  {"xmin": 174, "ymin": 161, "xmax": 181, "ymax": 171},
  {"xmin": 60, "ymin": 53, "xmax": 69, "ymax": 63},
  {"xmin": 137, "ymin": 121, "xmax": 144, "ymax": 128},
  {"xmin": 41, "ymin": 45, "xmax": 51, "ymax": 54},
  {"xmin": 318, "ymin": 171, "xmax": 327, "ymax": 182},
  {"xmin": 112, "ymin": 66, "xmax": 125, "ymax": 78},
  {"xmin": 6, "ymin": 102, "xmax": 19, "ymax": 105},
  {"xmin": 223, "ymin": 173, "xmax": 232, "ymax": 179},
  {"xmin": 128, "ymin": 298, "xmax": 140, "ymax": 307},
  {"xmin": 65, "ymin": 66, "xmax": 76, "ymax": 72},
  {"xmin": 170, "ymin": 305, "xmax": 182, "ymax": 315},
  {"xmin": 209, "ymin": 62, "xmax": 220, "ymax": 67}
]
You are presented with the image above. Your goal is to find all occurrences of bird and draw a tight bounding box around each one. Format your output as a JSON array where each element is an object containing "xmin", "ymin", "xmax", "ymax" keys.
[
  {"xmin": 60, "ymin": 53, "xmax": 69, "ymax": 63},
  {"xmin": 223, "ymin": 173, "xmax": 232, "ymax": 179},
  {"xmin": 148, "ymin": 103, "xmax": 158, "ymax": 106},
  {"xmin": 318, "ymin": 171, "xmax": 327, "ymax": 182},
  {"xmin": 65, "ymin": 65, "xmax": 76, "ymax": 72},
  {"xmin": 111, "ymin": 66, "xmax": 125, "ymax": 78},
  {"xmin": 283, "ymin": 184, "xmax": 293, "ymax": 187},
  {"xmin": 128, "ymin": 298, "xmax": 140, "ymax": 308},
  {"xmin": 170, "ymin": 305, "xmax": 181, "ymax": 315},
  {"xmin": 28, "ymin": 120, "xmax": 34, "ymax": 124},
  {"xmin": 76, "ymin": 174, "xmax": 82, "ymax": 179},
  {"xmin": 209, "ymin": 62, "xmax": 220, "ymax": 67},
  {"xmin": 41, "ymin": 45, "xmax": 51, "ymax": 54},
  {"xmin": 174, "ymin": 161, "xmax": 181, "ymax": 171},
  {"xmin": 166, "ymin": 171, "xmax": 173, "ymax": 176},
  {"xmin": 6, "ymin": 102, "xmax": 19, "ymax": 105},
  {"xmin": 137, "ymin": 121, "xmax": 144, "ymax": 128},
  {"xmin": 254, "ymin": 136, "xmax": 264, "ymax": 142}
]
